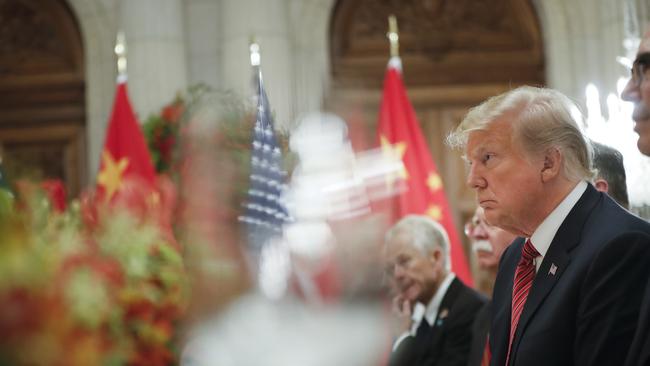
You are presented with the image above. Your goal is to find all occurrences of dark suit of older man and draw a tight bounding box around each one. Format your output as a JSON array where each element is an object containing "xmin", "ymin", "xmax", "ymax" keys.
[{"xmin": 389, "ymin": 277, "xmax": 485, "ymax": 366}]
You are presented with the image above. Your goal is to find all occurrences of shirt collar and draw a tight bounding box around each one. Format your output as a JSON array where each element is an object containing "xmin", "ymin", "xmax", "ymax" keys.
[
  {"xmin": 410, "ymin": 272, "xmax": 456, "ymax": 328},
  {"xmin": 530, "ymin": 180, "xmax": 587, "ymax": 258}
]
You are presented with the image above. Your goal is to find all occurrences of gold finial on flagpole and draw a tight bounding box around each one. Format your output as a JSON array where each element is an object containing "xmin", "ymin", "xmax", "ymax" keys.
[
  {"xmin": 249, "ymin": 35, "xmax": 261, "ymax": 67},
  {"xmin": 115, "ymin": 31, "xmax": 127, "ymax": 80},
  {"xmin": 387, "ymin": 15, "xmax": 399, "ymax": 58}
]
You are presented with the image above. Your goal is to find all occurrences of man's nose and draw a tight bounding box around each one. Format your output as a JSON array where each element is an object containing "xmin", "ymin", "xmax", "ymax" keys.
[
  {"xmin": 472, "ymin": 224, "xmax": 488, "ymax": 239},
  {"xmin": 466, "ymin": 164, "xmax": 486, "ymax": 190},
  {"xmin": 621, "ymin": 78, "xmax": 639, "ymax": 102}
]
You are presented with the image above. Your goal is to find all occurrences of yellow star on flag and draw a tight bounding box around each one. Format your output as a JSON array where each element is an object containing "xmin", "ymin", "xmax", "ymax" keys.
[
  {"xmin": 380, "ymin": 135, "xmax": 409, "ymax": 181},
  {"xmin": 97, "ymin": 150, "xmax": 129, "ymax": 201},
  {"xmin": 427, "ymin": 172, "xmax": 443, "ymax": 192},
  {"xmin": 426, "ymin": 204, "xmax": 443, "ymax": 221}
]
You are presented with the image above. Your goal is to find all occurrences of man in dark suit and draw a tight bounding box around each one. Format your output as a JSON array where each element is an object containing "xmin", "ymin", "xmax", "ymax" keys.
[
  {"xmin": 465, "ymin": 141, "xmax": 632, "ymax": 366},
  {"xmin": 384, "ymin": 215, "xmax": 485, "ymax": 366},
  {"xmin": 621, "ymin": 33, "xmax": 650, "ymax": 366},
  {"xmin": 448, "ymin": 86, "xmax": 650, "ymax": 366},
  {"xmin": 465, "ymin": 207, "xmax": 515, "ymax": 366}
]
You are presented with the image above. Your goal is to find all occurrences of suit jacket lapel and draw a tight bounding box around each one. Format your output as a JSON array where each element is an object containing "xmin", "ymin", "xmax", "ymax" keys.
[
  {"xmin": 510, "ymin": 185, "xmax": 601, "ymax": 358},
  {"xmin": 435, "ymin": 277, "xmax": 462, "ymax": 328},
  {"xmin": 419, "ymin": 278, "xmax": 463, "ymax": 364}
]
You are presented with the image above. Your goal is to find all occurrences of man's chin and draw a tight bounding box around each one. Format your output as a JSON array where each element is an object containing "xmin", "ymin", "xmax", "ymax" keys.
[
  {"xmin": 401, "ymin": 286, "xmax": 420, "ymax": 304},
  {"xmin": 637, "ymin": 137, "xmax": 650, "ymax": 156}
]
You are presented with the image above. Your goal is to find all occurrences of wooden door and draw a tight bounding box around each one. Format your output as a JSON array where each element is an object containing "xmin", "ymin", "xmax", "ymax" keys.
[{"xmin": 0, "ymin": 0, "xmax": 85, "ymax": 198}]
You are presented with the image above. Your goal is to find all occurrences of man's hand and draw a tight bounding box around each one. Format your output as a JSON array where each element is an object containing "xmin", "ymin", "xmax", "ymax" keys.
[{"xmin": 391, "ymin": 295, "xmax": 413, "ymax": 336}]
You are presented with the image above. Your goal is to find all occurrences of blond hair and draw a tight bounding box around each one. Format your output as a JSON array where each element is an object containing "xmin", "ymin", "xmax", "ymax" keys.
[{"xmin": 447, "ymin": 86, "xmax": 595, "ymax": 182}]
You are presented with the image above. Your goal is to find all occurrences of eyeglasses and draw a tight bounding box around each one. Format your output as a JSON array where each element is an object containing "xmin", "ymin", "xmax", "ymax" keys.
[
  {"xmin": 631, "ymin": 52, "xmax": 650, "ymax": 87},
  {"xmin": 464, "ymin": 216, "xmax": 483, "ymax": 237}
]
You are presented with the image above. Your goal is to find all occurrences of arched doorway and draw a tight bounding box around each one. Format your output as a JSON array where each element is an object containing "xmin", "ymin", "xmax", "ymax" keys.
[
  {"xmin": 328, "ymin": 0, "xmax": 545, "ymax": 293},
  {"xmin": 0, "ymin": 0, "xmax": 85, "ymax": 197}
]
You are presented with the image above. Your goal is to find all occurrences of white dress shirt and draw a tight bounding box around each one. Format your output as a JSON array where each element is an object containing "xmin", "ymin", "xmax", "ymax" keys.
[
  {"xmin": 529, "ymin": 180, "xmax": 588, "ymax": 272},
  {"xmin": 393, "ymin": 272, "xmax": 456, "ymax": 350}
]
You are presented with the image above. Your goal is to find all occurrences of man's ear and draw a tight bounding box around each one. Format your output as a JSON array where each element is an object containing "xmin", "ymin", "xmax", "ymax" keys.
[
  {"xmin": 541, "ymin": 147, "xmax": 562, "ymax": 182},
  {"xmin": 429, "ymin": 248, "xmax": 442, "ymax": 264},
  {"xmin": 594, "ymin": 178, "xmax": 609, "ymax": 193}
]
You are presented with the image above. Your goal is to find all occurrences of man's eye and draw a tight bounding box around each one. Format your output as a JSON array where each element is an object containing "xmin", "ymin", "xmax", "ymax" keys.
[{"xmin": 482, "ymin": 154, "xmax": 493, "ymax": 163}]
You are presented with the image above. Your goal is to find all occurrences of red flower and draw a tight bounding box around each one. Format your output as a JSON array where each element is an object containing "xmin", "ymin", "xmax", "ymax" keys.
[
  {"xmin": 41, "ymin": 179, "xmax": 67, "ymax": 212},
  {"xmin": 161, "ymin": 103, "xmax": 184, "ymax": 124},
  {"xmin": 0, "ymin": 288, "xmax": 43, "ymax": 341}
]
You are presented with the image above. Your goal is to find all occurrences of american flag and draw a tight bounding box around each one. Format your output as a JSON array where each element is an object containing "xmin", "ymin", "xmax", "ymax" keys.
[{"xmin": 239, "ymin": 67, "xmax": 291, "ymax": 251}]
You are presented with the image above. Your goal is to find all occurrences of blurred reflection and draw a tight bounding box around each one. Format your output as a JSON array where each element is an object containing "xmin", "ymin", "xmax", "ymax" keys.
[{"xmin": 179, "ymin": 107, "xmax": 409, "ymax": 365}]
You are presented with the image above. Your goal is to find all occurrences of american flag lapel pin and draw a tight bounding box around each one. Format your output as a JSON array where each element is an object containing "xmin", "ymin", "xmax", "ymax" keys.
[
  {"xmin": 548, "ymin": 263, "xmax": 558, "ymax": 276},
  {"xmin": 436, "ymin": 308, "xmax": 449, "ymax": 327}
]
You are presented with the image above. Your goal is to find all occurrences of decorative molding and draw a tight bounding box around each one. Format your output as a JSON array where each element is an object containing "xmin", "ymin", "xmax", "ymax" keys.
[
  {"xmin": 0, "ymin": 0, "xmax": 83, "ymax": 77},
  {"xmin": 330, "ymin": 0, "xmax": 545, "ymax": 87}
]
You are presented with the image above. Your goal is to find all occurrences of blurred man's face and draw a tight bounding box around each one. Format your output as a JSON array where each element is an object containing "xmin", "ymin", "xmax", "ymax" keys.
[
  {"xmin": 621, "ymin": 35, "xmax": 650, "ymax": 156},
  {"xmin": 464, "ymin": 119, "xmax": 545, "ymax": 236},
  {"xmin": 466, "ymin": 207, "xmax": 516, "ymax": 271},
  {"xmin": 384, "ymin": 233, "xmax": 442, "ymax": 305}
]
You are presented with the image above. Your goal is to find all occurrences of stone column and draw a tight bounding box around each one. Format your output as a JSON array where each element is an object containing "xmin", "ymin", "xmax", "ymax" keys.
[
  {"xmin": 221, "ymin": 0, "xmax": 294, "ymax": 127},
  {"xmin": 120, "ymin": 0, "xmax": 188, "ymax": 120},
  {"xmin": 535, "ymin": 0, "xmax": 626, "ymax": 109},
  {"xmin": 289, "ymin": 0, "xmax": 335, "ymax": 124}
]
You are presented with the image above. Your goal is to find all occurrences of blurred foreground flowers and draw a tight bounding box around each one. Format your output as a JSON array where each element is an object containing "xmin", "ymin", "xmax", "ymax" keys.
[
  {"xmin": 0, "ymin": 181, "xmax": 187, "ymax": 366},
  {"xmin": 0, "ymin": 86, "xmax": 409, "ymax": 365}
]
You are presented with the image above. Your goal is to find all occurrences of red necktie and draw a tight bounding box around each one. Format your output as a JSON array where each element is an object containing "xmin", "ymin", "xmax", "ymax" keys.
[{"xmin": 505, "ymin": 239, "xmax": 539, "ymax": 365}]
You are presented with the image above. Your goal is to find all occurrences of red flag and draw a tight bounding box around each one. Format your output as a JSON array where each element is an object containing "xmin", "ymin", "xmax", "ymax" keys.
[
  {"xmin": 41, "ymin": 179, "xmax": 67, "ymax": 213},
  {"xmin": 377, "ymin": 58, "xmax": 473, "ymax": 286},
  {"xmin": 97, "ymin": 81, "xmax": 156, "ymax": 202}
]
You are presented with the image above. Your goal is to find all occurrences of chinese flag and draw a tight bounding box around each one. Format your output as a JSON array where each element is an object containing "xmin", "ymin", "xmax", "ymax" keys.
[
  {"xmin": 377, "ymin": 58, "xmax": 473, "ymax": 286},
  {"xmin": 96, "ymin": 80, "xmax": 156, "ymax": 202}
]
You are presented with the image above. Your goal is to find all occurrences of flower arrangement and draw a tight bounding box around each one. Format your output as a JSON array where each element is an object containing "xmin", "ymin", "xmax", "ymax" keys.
[
  {"xmin": 143, "ymin": 84, "xmax": 213, "ymax": 174},
  {"xmin": 143, "ymin": 85, "xmax": 293, "ymax": 176},
  {"xmin": 0, "ymin": 86, "xmax": 296, "ymax": 365},
  {"xmin": 0, "ymin": 181, "xmax": 187, "ymax": 366}
]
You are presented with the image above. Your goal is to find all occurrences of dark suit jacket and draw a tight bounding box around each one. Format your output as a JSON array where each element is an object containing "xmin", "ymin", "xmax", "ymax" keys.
[
  {"xmin": 467, "ymin": 301, "xmax": 491, "ymax": 366},
  {"xmin": 390, "ymin": 277, "xmax": 486, "ymax": 366},
  {"xmin": 625, "ymin": 276, "xmax": 650, "ymax": 366},
  {"xmin": 489, "ymin": 184, "xmax": 650, "ymax": 366}
]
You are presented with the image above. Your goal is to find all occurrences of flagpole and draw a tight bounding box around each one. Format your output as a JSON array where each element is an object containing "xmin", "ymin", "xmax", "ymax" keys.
[
  {"xmin": 387, "ymin": 15, "xmax": 399, "ymax": 58},
  {"xmin": 249, "ymin": 35, "xmax": 261, "ymax": 67},
  {"xmin": 249, "ymin": 36, "xmax": 263, "ymax": 97},
  {"xmin": 386, "ymin": 15, "xmax": 402, "ymax": 71},
  {"xmin": 115, "ymin": 30, "xmax": 128, "ymax": 83}
]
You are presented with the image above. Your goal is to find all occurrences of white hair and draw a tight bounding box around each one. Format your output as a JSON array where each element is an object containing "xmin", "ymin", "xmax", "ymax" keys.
[{"xmin": 385, "ymin": 215, "xmax": 451, "ymax": 271}]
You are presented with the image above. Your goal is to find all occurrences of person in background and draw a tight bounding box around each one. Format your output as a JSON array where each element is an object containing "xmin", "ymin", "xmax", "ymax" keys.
[
  {"xmin": 448, "ymin": 85, "xmax": 650, "ymax": 366},
  {"xmin": 465, "ymin": 207, "xmax": 515, "ymax": 366},
  {"xmin": 621, "ymin": 30, "xmax": 650, "ymax": 366},
  {"xmin": 592, "ymin": 141, "xmax": 629, "ymax": 209},
  {"xmin": 621, "ymin": 31, "xmax": 650, "ymax": 156},
  {"xmin": 384, "ymin": 214, "xmax": 485, "ymax": 366}
]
